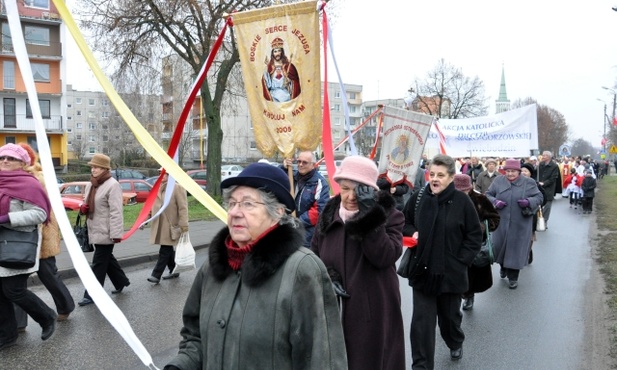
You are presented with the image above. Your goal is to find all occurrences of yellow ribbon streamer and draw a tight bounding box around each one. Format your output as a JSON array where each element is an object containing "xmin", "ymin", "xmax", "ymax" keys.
[{"xmin": 52, "ymin": 0, "xmax": 227, "ymax": 223}]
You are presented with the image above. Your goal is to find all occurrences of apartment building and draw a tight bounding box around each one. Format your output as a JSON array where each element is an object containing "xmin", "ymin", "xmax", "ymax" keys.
[
  {"xmin": 0, "ymin": 0, "xmax": 66, "ymax": 169},
  {"xmin": 65, "ymin": 84, "xmax": 162, "ymax": 162}
]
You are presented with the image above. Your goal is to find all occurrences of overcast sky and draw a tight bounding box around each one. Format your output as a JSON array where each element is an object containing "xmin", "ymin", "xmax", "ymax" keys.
[
  {"xmin": 327, "ymin": 0, "xmax": 617, "ymax": 147},
  {"xmin": 66, "ymin": 0, "xmax": 617, "ymax": 147}
]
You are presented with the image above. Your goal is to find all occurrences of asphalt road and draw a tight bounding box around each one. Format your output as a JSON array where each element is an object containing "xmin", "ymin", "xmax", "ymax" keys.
[{"xmin": 1, "ymin": 196, "xmax": 603, "ymax": 369}]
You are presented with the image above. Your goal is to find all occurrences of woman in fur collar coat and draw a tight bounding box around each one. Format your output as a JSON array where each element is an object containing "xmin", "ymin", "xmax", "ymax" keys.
[
  {"xmin": 165, "ymin": 163, "xmax": 346, "ymax": 370},
  {"xmin": 311, "ymin": 156, "xmax": 406, "ymax": 370}
]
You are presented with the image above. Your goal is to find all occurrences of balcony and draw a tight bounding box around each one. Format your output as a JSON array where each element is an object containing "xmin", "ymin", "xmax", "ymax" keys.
[
  {"xmin": 0, "ymin": 114, "xmax": 63, "ymax": 132},
  {"xmin": 1, "ymin": 41, "xmax": 62, "ymax": 59}
]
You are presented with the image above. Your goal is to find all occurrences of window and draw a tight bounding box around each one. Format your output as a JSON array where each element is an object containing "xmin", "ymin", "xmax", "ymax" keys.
[
  {"xmin": 102, "ymin": 99, "xmax": 109, "ymax": 106},
  {"xmin": 102, "ymin": 135, "xmax": 109, "ymax": 142},
  {"xmin": 349, "ymin": 106, "xmax": 356, "ymax": 113},
  {"xmin": 88, "ymin": 135, "xmax": 95, "ymax": 142},
  {"xmin": 67, "ymin": 141, "xmax": 72, "ymax": 145},
  {"xmin": 3, "ymin": 61, "xmax": 14, "ymax": 89},
  {"xmin": 67, "ymin": 104, "xmax": 72, "ymax": 108},
  {"xmin": 67, "ymin": 116, "xmax": 72, "ymax": 120},
  {"xmin": 88, "ymin": 147, "xmax": 95, "ymax": 154},
  {"xmin": 135, "ymin": 183, "xmax": 150, "ymax": 192},
  {"xmin": 5, "ymin": 136, "xmax": 16, "ymax": 144},
  {"xmin": 334, "ymin": 117, "xmax": 341, "ymax": 126},
  {"xmin": 25, "ymin": 0, "xmax": 49, "ymax": 8},
  {"xmin": 24, "ymin": 26, "xmax": 49, "ymax": 46},
  {"xmin": 88, "ymin": 99, "xmax": 95, "ymax": 106},
  {"xmin": 87, "ymin": 111, "xmax": 95, "ymax": 119},
  {"xmin": 26, "ymin": 99, "xmax": 51, "ymax": 118},
  {"xmin": 102, "ymin": 124, "xmax": 108, "ymax": 130},
  {"xmin": 334, "ymin": 91, "xmax": 340, "ymax": 98},
  {"xmin": 349, "ymin": 92, "xmax": 356, "ymax": 100},
  {"xmin": 75, "ymin": 134, "xmax": 82, "ymax": 140},
  {"xmin": 102, "ymin": 111, "xmax": 109, "ymax": 118},
  {"xmin": 75, "ymin": 98, "xmax": 82, "ymax": 104},
  {"xmin": 76, "ymin": 110, "xmax": 82, "ymax": 116},
  {"xmin": 250, "ymin": 141, "xmax": 257, "ymax": 150},
  {"xmin": 334, "ymin": 104, "xmax": 340, "ymax": 112},
  {"xmin": 67, "ymin": 128, "xmax": 72, "ymax": 133},
  {"xmin": 76, "ymin": 123, "xmax": 83, "ymax": 129},
  {"xmin": 88, "ymin": 122, "xmax": 96, "ymax": 130},
  {"xmin": 31, "ymin": 63, "xmax": 50, "ymax": 82}
]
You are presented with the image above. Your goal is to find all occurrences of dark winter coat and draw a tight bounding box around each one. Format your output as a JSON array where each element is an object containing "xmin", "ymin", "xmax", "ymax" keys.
[
  {"xmin": 166, "ymin": 223, "xmax": 347, "ymax": 370},
  {"xmin": 377, "ymin": 177, "xmax": 410, "ymax": 210},
  {"xmin": 538, "ymin": 160, "xmax": 560, "ymax": 200},
  {"xmin": 466, "ymin": 190, "xmax": 500, "ymax": 294},
  {"xmin": 486, "ymin": 174, "xmax": 543, "ymax": 270},
  {"xmin": 474, "ymin": 170, "xmax": 498, "ymax": 194},
  {"xmin": 581, "ymin": 176, "xmax": 597, "ymax": 198},
  {"xmin": 402, "ymin": 182, "xmax": 483, "ymax": 294},
  {"xmin": 311, "ymin": 191, "xmax": 405, "ymax": 370},
  {"xmin": 466, "ymin": 163, "xmax": 484, "ymax": 183}
]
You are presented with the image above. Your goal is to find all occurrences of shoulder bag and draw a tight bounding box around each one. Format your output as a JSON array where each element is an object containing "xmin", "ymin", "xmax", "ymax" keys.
[
  {"xmin": 472, "ymin": 219, "xmax": 493, "ymax": 267},
  {"xmin": 397, "ymin": 185, "xmax": 425, "ymax": 278},
  {"xmin": 0, "ymin": 226, "xmax": 39, "ymax": 269},
  {"xmin": 74, "ymin": 213, "xmax": 93, "ymax": 253}
]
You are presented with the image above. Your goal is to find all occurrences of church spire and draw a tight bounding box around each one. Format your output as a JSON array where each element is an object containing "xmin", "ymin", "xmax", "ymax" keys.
[{"xmin": 495, "ymin": 64, "xmax": 510, "ymax": 114}]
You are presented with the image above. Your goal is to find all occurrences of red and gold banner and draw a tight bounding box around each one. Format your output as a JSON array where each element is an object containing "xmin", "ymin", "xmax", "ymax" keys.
[{"xmin": 233, "ymin": 1, "xmax": 321, "ymax": 158}]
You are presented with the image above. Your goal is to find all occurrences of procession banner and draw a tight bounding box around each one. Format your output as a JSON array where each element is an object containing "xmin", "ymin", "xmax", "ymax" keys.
[
  {"xmin": 377, "ymin": 106, "xmax": 434, "ymax": 185},
  {"xmin": 424, "ymin": 104, "xmax": 538, "ymax": 158},
  {"xmin": 233, "ymin": 1, "xmax": 321, "ymax": 158}
]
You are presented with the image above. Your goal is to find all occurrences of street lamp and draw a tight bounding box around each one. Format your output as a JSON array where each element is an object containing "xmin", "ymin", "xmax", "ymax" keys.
[
  {"xmin": 602, "ymin": 87, "xmax": 617, "ymax": 157},
  {"xmin": 596, "ymin": 98, "xmax": 608, "ymax": 154}
]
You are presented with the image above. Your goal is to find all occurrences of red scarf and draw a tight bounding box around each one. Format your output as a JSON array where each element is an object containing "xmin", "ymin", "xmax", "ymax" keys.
[
  {"xmin": 224, "ymin": 224, "xmax": 279, "ymax": 270},
  {"xmin": 0, "ymin": 170, "xmax": 51, "ymax": 222}
]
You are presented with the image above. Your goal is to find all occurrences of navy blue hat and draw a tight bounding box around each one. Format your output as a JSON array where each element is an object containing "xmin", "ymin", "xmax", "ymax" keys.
[{"xmin": 221, "ymin": 163, "xmax": 295, "ymax": 213}]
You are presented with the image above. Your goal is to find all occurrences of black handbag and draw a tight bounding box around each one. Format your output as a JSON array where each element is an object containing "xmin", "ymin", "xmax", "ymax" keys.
[
  {"xmin": 0, "ymin": 226, "xmax": 39, "ymax": 269},
  {"xmin": 397, "ymin": 186, "xmax": 425, "ymax": 278},
  {"xmin": 472, "ymin": 220, "xmax": 493, "ymax": 267},
  {"xmin": 74, "ymin": 213, "xmax": 93, "ymax": 253}
]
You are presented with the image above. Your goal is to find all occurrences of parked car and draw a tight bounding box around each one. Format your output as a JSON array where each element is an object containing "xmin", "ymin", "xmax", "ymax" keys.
[
  {"xmin": 318, "ymin": 164, "xmax": 328, "ymax": 178},
  {"xmin": 119, "ymin": 179, "xmax": 153, "ymax": 203},
  {"xmin": 61, "ymin": 197, "xmax": 81, "ymax": 211},
  {"xmin": 221, "ymin": 165, "xmax": 244, "ymax": 180},
  {"xmin": 59, "ymin": 181, "xmax": 137, "ymax": 206},
  {"xmin": 145, "ymin": 176, "xmax": 158, "ymax": 187},
  {"xmin": 56, "ymin": 177, "xmax": 65, "ymax": 188},
  {"xmin": 110, "ymin": 169, "xmax": 147, "ymax": 180},
  {"xmin": 186, "ymin": 169, "xmax": 207, "ymax": 190}
]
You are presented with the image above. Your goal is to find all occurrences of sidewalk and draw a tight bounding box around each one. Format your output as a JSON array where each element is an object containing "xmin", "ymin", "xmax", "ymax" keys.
[{"xmin": 38, "ymin": 219, "xmax": 226, "ymax": 283}]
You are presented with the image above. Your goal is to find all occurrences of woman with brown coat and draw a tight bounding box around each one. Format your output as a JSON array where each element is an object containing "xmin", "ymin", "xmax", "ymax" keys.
[{"xmin": 147, "ymin": 169, "xmax": 189, "ymax": 283}]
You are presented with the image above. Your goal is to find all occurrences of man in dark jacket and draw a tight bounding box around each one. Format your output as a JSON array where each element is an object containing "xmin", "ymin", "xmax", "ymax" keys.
[
  {"xmin": 537, "ymin": 151, "xmax": 560, "ymax": 226},
  {"xmin": 283, "ymin": 151, "xmax": 330, "ymax": 247},
  {"xmin": 465, "ymin": 156, "xmax": 484, "ymax": 184}
]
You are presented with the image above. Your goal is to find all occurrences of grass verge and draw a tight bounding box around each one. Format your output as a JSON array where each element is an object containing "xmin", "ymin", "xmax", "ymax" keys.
[{"xmin": 594, "ymin": 175, "xmax": 617, "ymax": 358}]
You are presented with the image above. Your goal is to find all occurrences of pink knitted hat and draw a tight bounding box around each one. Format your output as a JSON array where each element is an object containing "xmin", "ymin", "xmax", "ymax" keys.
[
  {"xmin": 503, "ymin": 158, "xmax": 521, "ymax": 171},
  {"xmin": 0, "ymin": 143, "xmax": 31, "ymax": 164},
  {"xmin": 333, "ymin": 156, "xmax": 379, "ymax": 190},
  {"xmin": 453, "ymin": 174, "xmax": 473, "ymax": 192}
]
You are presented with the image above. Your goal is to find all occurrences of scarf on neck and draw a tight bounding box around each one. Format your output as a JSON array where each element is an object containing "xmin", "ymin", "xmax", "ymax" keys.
[
  {"xmin": 412, "ymin": 182, "xmax": 456, "ymax": 295},
  {"xmin": 297, "ymin": 168, "xmax": 315, "ymax": 192},
  {"xmin": 338, "ymin": 205, "xmax": 359, "ymax": 223},
  {"xmin": 0, "ymin": 170, "xmax": 51, "ymax": 223},
  {"xmin": 86, "ymin": 170, "xmax": 112, "ymax": 219},
  {"xmin": 224, "ymin": 223, "xmax": 279, "ymax": 270}
]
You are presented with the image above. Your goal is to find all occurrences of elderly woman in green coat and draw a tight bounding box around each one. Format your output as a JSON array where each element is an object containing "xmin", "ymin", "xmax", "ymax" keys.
[{"xmin": 164, "ymin": 163, "xmax": 347, "ymax": 370}]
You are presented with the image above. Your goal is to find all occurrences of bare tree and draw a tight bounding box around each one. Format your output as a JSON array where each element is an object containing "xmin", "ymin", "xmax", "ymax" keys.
[
  {"xmin": 77, "ymin": 0, "xmax": 312, "ymax": 196},
  {"xmin": 409, "ymin": 59, "xmax": 489, "ymax": 119},
  {"xmin": 71, "ymin": 140, "xmax": 87, "ymax": 161},
  {"xmin": 512, "ymin": 97, "xmax": 570, "ymax": 154},
  {"xmin": 570, "ymin": 138, "xmax": 595, "ymax": 158}
]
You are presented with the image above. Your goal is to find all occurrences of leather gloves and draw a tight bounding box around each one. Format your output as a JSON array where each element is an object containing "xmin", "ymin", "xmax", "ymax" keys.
[
  {"xmin": 79, "ymin": 203, "xmax": 89, "ymax": 215},
  {"xmin": 112, "ymin": 238, "xmax": 122, "ymax": 243},
  {"xmin": 493, "ymin": 200, "xmax": 507, "ymax": 209},
  {"xmin": 517, "ymin": 199, "xmax": 530, "ymax": 208},
  {"xmin": 356, "ymin": 185, "xmax": 376, "ymax": 212},
  {"xmin": 181, "ymin": 226, "xmax": 189, "ymax": 233},
  {"xmin": 0, "ymin": 214, "xmax": 9, "ymax": 224}
]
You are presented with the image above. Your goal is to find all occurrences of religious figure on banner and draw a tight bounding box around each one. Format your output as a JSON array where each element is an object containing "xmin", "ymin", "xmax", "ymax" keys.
[
  {"xmin": 390, "ymin": 134, "xmax": 410, "ymax": 164},
  {"xmin": 262, "ymin": 37, "xmax": 301, "ymax": 102}
]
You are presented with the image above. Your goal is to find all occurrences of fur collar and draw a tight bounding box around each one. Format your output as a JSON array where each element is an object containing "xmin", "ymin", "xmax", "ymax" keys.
[
  {"xmin": 318, "ymin": 190, "xmax": 395, "ymax": 240},
  {"xmin": 209, "ymin": 222, "xmax": 303, "ymax": 287}
]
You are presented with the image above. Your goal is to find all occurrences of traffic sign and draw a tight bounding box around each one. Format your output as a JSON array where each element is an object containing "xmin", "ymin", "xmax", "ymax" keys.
[{"xmin": 610, "ymin": 145, "xmax": 617, "ymax": 154}]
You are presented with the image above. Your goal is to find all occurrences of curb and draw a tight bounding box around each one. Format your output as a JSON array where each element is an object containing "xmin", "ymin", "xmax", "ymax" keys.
[{"xmin": 28, "ymin": 243, "xmax": 210, "ymax": 286}]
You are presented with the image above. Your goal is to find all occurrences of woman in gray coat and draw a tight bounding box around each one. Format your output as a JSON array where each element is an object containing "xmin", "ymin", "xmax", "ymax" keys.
[
  {"xmin": 78, "ymin": 154, "xmax": 130, "ymax": 306},
  {"xmin": 164, "ymin": 163, "xmax": 347, "ymax": 370},
  {"xmin": 486, "ymin": 159, "xmax": 543, "ymax": 289}
]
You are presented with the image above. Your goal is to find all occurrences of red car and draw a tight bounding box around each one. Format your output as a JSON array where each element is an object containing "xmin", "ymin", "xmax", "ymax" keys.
[
  {"xmin": 119, "ymin": 179, "xmax": 153, "ymax": 203},
  {"xmin": 61, "ymin": 197, "xmax": 82, "ymax": 211},
  {"xmin": 60, "ymin": 181, "xmax": 137, "ymax": 206},
  {"xmin": 186, "ymin": 170, "xmax": 207, "ymax": 190}
]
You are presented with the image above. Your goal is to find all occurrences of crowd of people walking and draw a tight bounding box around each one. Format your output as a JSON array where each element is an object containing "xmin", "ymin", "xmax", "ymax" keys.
[{"xmin": 1, "ymin": 148, "xmax": 608, "ymax": 370}]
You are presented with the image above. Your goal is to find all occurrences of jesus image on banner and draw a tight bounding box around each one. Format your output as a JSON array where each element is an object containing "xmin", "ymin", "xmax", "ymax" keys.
[
  {"xmin": 262, "ymin": 37, "xmax": 301, "ymax": 102},
  {"xmin": 390, "ymin": 134, "xmax": 410, "ymax": 164}
]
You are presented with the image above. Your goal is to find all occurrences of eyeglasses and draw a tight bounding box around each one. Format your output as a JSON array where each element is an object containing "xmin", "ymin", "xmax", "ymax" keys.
[
  {"xmin": 224, "ymin": 200, "xmax": 266, "ymax": 211},
  {"xmin": 0, "ymin": 156, "xmax": 20, "ymax": 162},
  {"xmin": 296, "ymin": 160, "xmax": 312, "ymax": 165}
]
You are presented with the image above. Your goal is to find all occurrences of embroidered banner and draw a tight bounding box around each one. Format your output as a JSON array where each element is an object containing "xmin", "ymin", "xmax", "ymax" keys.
[
  {"xmin": 377, "ymin": 106, "xmax": 434, "ymax": 185},
  {"xmin": 425, "ymin": 104, "xmax": 539, "ymax": 157},
  {"xmin": 233, "ymin": 1, "xmax": 321, "ymax": 157}
]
